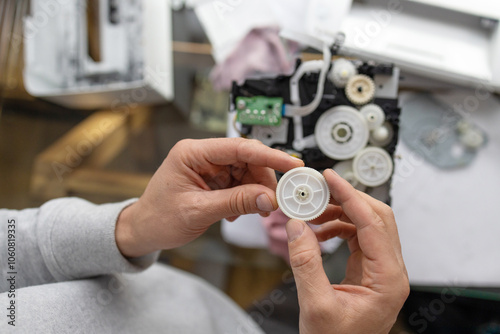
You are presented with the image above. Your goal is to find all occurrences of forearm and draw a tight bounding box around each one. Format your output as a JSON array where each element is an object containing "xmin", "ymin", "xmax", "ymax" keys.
[
  {"xmin": 0, "ymin": 198, "xmax": 159, "ymax": 293},
  {"xmin": 115, "ymin": 200, "xmax": 159, "ymax": 258}
]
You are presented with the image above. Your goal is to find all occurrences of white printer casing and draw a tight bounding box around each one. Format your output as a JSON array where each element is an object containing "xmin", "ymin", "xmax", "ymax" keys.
[
  {"xmin": 329, "ymin": 0, "xmax": 500, "ymax": 92},
  {"xmin": 24, "ymin": 0, "xmax": 173, "ymax": 109}
]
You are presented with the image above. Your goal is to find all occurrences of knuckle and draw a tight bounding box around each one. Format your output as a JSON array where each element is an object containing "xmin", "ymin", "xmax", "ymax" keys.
[
  {"xmin": 173, "ymin": 139, "xmax": 194, "ymax": 152},
  {"xmin": 383, "ymin": 205, "xmax": 395, "ymax": 219},
  {"xmin": 248, "ymin": 138, "xmax": 262, "ymax": 146},
  {"xmin": 371, "ymin": 216, "xmax": 386, "ymax": 230},
  {"xmin": 289, "ymin": 248, "xmax": 320, "ymax": 271},
  {"xmin": 229, "ymin": 189, "xmax": 250, "ymax": 215},
  {"xmin": 246, "ymin": 138, "xmax": 265, "ymax": 153},
  {"xmin": 400, "ymin": 277, "xmax": 411, "ymax": 300},
  {"xmin": 385, "ymin": 268, "xmax": 410, "ymax": 303}
]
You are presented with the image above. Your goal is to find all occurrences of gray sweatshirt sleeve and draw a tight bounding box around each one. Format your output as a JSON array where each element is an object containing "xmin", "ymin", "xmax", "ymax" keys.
[{"xmin": 0, "ymin": 198, "xmax": 159, "ymax": 293}]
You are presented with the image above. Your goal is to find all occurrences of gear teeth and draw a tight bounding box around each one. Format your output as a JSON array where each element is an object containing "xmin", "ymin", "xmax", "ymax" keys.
[
  {"xmin": 277, "ymin": 167, "xmax": 330, "ymax": 221},
  {"xmin": 345, "ymin": 74, "xmax": 376, "ymax": 105},
  {"xmin": 360, "ymin": 104, "xmax": 385, "ymax": 130},
  {"xmin": 330, "ymin": 59, "xmax": 357, "ymax": 88}
]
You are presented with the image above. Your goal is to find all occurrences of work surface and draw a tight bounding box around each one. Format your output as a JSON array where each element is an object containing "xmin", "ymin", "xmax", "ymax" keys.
[{"xmin": 393, "ymin": 90, "xmax": 500, "ymax": 286}]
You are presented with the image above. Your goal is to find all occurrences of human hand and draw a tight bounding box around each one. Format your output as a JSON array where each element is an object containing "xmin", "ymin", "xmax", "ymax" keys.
[
  {"xmin": 286, "ymin": 169, "xmax": 409, "ymax": 334},
  {"xmin": 116, "ymin": 138, "xmax": 303, "ymax": 258}
]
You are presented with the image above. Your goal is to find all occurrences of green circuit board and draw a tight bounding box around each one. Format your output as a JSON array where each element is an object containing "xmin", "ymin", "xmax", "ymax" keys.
[{"xmin": 236, "ymin": 96, "xmax": 283, "ymax": 126}]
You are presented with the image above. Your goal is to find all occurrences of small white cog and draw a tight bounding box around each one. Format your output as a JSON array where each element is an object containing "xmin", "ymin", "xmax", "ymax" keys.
[
  {"xmin": 369, "ymin": 122, "xmax": 394, "ymax": 147},
  {"xmin": 455, "ymin": 120, "xmax": 471, "ymax": 135},
  {"xmin": 345, "ymin": 74, "xmax": 376, "ymax": 105},
  {"xmin": 277, "ymin": 167, "xmax": 330, "ymax": 221},
  {"xmin": 329, "ymin": 59, "xmax": 357, "ymax": 88},
  {"xmin": 360, "ymin": 104, "xmax": 385, "ymax": 130},
  {"xmin": 353, "ymin": 147, "xmax": 394, "ymax": 187},
  {"xmin": 460, "ymin": 128, "xmax": 484, "ymax": 149},
  {"xmin": 315, "ymin": 105, "xmax": 370, "ymax": 160},
  {"xmin": 333, "ymin": 160, "xmax": 367, "ymax": 191}
]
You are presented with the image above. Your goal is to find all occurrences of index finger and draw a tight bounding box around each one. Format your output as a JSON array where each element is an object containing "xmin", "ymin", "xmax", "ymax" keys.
[
  {"xmin": 196, "ymin": 138, "xmax": 304, "ymax": 173},
  {"xmin": 323, "ymin": 169, "xmax": 397, "ymax": 263}
]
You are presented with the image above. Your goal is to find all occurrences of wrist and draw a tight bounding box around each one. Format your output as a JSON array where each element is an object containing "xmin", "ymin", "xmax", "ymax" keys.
[{"xmin": 115, "ymin": 201, "xmax": 156, "ymax": 258}]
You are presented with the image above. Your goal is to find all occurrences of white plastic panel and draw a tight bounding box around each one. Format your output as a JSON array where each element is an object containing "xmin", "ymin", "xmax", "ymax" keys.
[{"xmin": 23, "ymin": 0, "xmax": 173, "ymax": 109}]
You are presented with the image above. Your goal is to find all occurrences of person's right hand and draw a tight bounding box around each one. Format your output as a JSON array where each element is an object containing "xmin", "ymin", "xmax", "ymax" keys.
[
  {"xmin": 115, "ymin": 138, "xmax": 303, "ymax": 258},
  {"xmin": 286, "ymin": 169, "xmax": 409, "ymax": 334}
]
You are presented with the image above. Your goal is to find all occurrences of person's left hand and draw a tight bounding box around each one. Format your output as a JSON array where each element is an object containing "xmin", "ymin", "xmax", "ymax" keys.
[{"xmin": 115, "ymin": 138, "xmax": 303, "ymax": 258}]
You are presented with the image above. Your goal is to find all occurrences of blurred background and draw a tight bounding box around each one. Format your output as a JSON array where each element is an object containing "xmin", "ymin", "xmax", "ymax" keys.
[{"xmin": 1, "ymin": 1, "xmax": 500, "ymax": 333}]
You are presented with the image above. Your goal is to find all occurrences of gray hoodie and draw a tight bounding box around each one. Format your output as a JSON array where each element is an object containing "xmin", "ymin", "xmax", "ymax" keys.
[{"xmin": 0, "ymin": 198, "xmax": 262, "ymax": 333}]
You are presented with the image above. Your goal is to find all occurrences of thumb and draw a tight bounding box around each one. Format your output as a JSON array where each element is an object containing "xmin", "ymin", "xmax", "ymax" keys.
[
  {"xmin": 286, "ymin": 219, "xmax": 333, "ymax": 300},
  {"xmin": 205, "ymin": 184, "xmax": 278, "ymax": 221}
]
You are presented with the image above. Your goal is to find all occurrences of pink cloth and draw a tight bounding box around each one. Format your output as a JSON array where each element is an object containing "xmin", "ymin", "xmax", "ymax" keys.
[
  {"xmin": 262, "ymin": 209, "xmax": 290, "ymax": 262},
  {"xmin": 262, "ymin": 209, "xmax": 336, "ymax": 263},
  {"xmin": 210, "ymin": 26, "xmax": 298, "ymax": 91}
]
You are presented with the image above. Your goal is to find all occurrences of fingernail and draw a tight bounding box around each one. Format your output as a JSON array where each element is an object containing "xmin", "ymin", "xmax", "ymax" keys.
[
  {"xmin": 290, "ymin": 155, "xmax": 303, "ymax": 162},
  {"xmin": 286, "ymin": 219, "xmax": 304, "ymax": 242},
  {"xmin": 256, "ymin": 194, "xmax": 274, "ymax": 212},
  {"xmin": 329, "ymin": 168, "xmax": 338, "ymax": 176}
]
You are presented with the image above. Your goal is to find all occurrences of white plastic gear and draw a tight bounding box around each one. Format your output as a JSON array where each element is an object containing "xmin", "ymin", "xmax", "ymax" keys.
[
  {"xmin": 315, "ymin": 105, "xmax": 370, "ymax": 160},
  {"xmin": 369, "ymin": 122, "xmax": 394, "ymax": 147},
  {"xmin": 353, "ymin": 147, "xmax": 394, "ymax": 187},
  {"xmin": 345, "ymin": 74, "xmax": 376, "ymax": 105},
  {"xmin": 277, "ymin": 167, "xmax": 330, "ymax": 221},
  {"xmin": 332, "ymin": 160, "xmax": 367, "ymax": 191},
  {"xmin": 329, "ymin": 59, "xmax": 357, "ymax": 88},
  {"xmin": 460, "ymin": 128, "xmax": 484, "ymax": 149},
  {"xmin": 360, "ymin": 104, "xmax": 385, "ymax": 130},
  {"xmin": 456, "ymin": 121, "xmax": 484, "ymax": 149}
]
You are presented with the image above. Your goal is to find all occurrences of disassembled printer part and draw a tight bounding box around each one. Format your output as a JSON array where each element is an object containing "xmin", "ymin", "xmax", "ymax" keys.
[
  {"xmin": 230, "ymin": 43, "xmax": 401, "ymax": 205},
  {"xmin": 401, "ymin": 93, "xmax": 488, "ymax": 169}
]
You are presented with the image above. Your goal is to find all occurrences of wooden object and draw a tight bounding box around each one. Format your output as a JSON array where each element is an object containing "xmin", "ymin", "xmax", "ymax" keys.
[{"xmin": 30, "ymin": 108, "xmax": 152, "ymax": 201}]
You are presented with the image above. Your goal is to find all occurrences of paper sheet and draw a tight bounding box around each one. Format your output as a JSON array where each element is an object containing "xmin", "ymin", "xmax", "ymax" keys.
[{"xmin": 392, "ymin": 90, "xmax": 500, "ymax": 286}]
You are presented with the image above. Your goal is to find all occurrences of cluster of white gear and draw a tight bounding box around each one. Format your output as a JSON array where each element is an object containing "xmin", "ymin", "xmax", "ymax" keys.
[
  {"xmin": 276, "ymin": 167, "xmax": 330, "ymax": 221},
  {"xmin": 242, "ymin": 53, "xmax": 399, "ymax": 218},
  {"xmin": 314, "ymin": 62, "xmax": 395, "ymax": 191}
]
